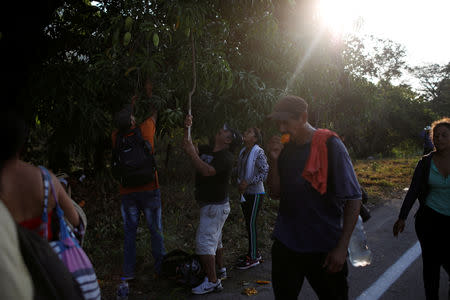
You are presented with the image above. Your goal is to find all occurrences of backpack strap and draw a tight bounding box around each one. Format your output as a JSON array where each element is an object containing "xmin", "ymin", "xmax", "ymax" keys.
[
  {"xmin": 133, "ymin": 126, "xmax": 143, "ymax": 138},
  {"xmin": 115, "ymin": 126, "xmax": 144, "ymax": 146}
]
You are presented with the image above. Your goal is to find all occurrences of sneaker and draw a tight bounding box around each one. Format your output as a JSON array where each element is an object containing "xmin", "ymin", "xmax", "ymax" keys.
[
  {"xmin": 236, "ymin": 257, "xmax": 260, "ymax": 270},
  {"xmin": 217, "ymin": 267, "xmax": 227, "ymax": 280},
  {"xmin": 237, "ymin": 253, "xmax": 262, "ymax": 263},
  {"xmin": 121, "ymin": 276, "xmax": 135, "ymax": 281},
  {"xmin": 191, "ymin": 277, "xmax": 223, "ymax": 295}
]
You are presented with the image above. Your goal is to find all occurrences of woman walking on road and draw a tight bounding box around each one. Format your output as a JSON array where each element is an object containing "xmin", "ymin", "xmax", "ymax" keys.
[
  {"xmin": 393, "ymin": 117, "xmax": 450, "ymax": 300},
  {"xmin": 236, "ymin": 127, "xmax": 269, "ymax": 269}
]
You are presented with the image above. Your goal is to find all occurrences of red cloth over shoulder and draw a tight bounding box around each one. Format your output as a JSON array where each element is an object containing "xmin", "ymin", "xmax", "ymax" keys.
[{"xmin": 301, "ymin": 129, "xmax": 339, "ymax": 195}]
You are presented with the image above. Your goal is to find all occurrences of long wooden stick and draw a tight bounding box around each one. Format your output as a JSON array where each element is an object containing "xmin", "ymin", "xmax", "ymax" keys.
[{"xmin": 187, "ymin": 32, "xmax": 196, "ymax": 140}]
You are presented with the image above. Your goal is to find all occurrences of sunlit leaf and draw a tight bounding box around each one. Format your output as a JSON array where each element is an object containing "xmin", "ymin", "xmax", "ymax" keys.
[
  {"xmin": 153, "ymin": 33, "xmax": 159, "ymax": 47},
  {"xmin": 123, "ymin": 32, "xmax": 131, "ymax": 46}
]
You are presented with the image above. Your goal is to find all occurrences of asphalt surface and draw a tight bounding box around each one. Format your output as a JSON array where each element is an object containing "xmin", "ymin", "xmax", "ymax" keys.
[{"xmin": 189, "ymin": 199, "xmax": 449, "ymax": 300}]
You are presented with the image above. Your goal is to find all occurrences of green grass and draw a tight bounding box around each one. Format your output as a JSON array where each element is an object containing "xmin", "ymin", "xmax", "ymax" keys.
[
  {"xmin": 78, "ymin": 155, "xmax": 420, "ymax": 298},
  {"xmin": 354, "ymin": 157, "xmax": 418, "ymax": 202}
]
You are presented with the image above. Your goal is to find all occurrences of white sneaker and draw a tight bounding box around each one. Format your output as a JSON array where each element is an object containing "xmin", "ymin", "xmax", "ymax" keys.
[
  {"xmin": 217, "ymin": 267, "xmax": 227, "ymax": 280},
  {"xmin": 191, "ymin": 277, "xmax": 223, "ymax": 295}
]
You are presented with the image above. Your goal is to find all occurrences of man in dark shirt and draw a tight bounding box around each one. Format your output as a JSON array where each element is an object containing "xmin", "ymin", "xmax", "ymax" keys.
[
  {"xmin": 267, "ymin": 95, "xmax": 362, "ymax": 300},
  {"xmin": 183, "ymin": 115, "xmax": 241, "ymax": 295}
]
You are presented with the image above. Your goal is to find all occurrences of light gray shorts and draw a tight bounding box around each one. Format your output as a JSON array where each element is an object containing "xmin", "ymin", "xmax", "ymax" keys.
[{"xmin": 195, "ymin": 202, "xmax": 230, "ymax": 255}]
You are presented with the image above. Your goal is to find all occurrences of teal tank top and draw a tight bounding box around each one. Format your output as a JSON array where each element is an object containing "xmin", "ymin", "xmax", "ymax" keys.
[{"xmin": 425, "ymin": 160, "xmax": 450, "ymax": 216}]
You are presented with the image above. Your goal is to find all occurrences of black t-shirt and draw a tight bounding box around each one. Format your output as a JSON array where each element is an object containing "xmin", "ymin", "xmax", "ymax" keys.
[{"xmin": 195, "ymin": 145, "xmax": 233, "ymax": 206}]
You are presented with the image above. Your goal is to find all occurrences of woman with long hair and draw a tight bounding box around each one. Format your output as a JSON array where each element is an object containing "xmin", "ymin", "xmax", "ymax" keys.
[
  {"xmin": 393, "ymin": 117, "xmax": 450, "ymax": 299},
  {"xmin": 235, "ymin": 127, "xmax": 269, "ymax": 270}
]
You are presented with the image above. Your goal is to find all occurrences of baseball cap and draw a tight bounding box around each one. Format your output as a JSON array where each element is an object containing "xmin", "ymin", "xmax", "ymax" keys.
[{"xmin": 267, "ymin": 95, "xmax": 308, "ymax": 121}]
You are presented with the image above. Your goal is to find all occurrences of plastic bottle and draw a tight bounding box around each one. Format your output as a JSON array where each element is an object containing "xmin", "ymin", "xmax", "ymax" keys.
[
  {"xmin": 348, "ymin": 216, "xmax": 373, "ymax": 267},
  {"xmin": 116, "ymin": 280, "xmax": 129, "ymax": 300}
]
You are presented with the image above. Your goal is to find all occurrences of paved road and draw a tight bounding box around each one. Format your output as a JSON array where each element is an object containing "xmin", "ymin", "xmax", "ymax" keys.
[{"xmin": 190, "ymin": 199, "xmax": 449, "ymax": 300}]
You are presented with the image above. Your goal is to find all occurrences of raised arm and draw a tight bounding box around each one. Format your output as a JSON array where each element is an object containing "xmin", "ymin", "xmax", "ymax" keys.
[{"xmin": 183, "ymin": 115, "xmax": 216, "ymax": 177}]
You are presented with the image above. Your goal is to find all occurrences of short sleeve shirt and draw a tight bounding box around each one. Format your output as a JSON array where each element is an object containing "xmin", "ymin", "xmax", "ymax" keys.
[
  {"xmin": 195, "ymin": 145, "xmax": 233, "ymax": 206},
  {"xmin": 272, "ymin": 136, "xmax": 361, "ymax": 252},
  {"xmin": 112, "ymin": 117, "xmax": 159, "ymax": 195}
]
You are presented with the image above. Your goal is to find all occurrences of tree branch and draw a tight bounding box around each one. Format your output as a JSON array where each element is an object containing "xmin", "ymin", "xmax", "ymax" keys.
[{"xmin": 187, "ymin": 32, "xmax": 196, "ymax": 140}]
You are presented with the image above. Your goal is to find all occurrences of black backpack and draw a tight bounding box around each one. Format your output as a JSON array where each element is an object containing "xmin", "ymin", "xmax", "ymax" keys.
[
  {"xmin": 112, "ymin": 127, "xmax": 157, "ymax": 187},
  {"xmin": 160, "ymin": 249, "xmax": 204, "ymax": 287}
]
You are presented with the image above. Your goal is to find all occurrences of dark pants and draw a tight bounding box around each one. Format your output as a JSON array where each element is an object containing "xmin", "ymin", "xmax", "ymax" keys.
[
  {"xmin": 121, "ymin": 189, "xmax": 165, "ymax": 277},
  {"xmin": 272, "ymin": 239, "xmax": 348, "ymax": 300},
  {"xmin": 415, "ymin": 205, "xmax": 450, "ymax": 300},
  {"xmin": 241, "ymin": 193, "xmax": 263, "ymax": 259}
]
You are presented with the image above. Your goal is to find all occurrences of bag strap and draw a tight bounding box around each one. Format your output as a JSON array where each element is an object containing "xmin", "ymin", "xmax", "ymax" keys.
[
  {"xmin": 128, "ymin": 127, "xmax": 154, "ymax": 154},
  {"xmin": 133, "ymin": 126, "xmax": 143, "ymax": 138},
  {"xmin": 39, "ymin": 166, "xmax": 70, "ymax": 240},
  {"xmin": 39, "ymin": 166, "xmax": 51, "ymax": 240},
  {"xmin": 115, "ymin": 126, "xmax": 144, "ymax": 148}
]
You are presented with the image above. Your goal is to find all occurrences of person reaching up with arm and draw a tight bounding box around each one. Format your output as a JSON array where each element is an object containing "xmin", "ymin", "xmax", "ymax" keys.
[
  {"xmin": 112, "ymin": 96, "xmax": 165, "ymax": 281},
  {"xmin": 183, "ymin": 114, "xmax": 242, "ymax": 295}
]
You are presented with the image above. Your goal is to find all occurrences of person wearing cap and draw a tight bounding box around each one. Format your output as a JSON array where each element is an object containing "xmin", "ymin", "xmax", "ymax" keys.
[
  {"xmin": 112, "ymin": 100, "xmax": 165, "ymax": 280},
  {"xmin": 183, "ymin": 114, "xmax": 241, "ymax": 295},
  {"xmin": 266, "ymin": 95, "xmax": 362, "ymax": 300}
]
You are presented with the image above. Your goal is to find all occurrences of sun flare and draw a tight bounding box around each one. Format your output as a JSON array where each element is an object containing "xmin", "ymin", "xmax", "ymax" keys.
[{"xmin": 316, "ymin": 0, "xmax": 364, "ymax": 37}]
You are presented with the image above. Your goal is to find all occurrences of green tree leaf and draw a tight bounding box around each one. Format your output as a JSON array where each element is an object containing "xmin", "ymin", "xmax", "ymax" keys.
[
  {"xmin": 153, "ymin": 33, "xmax": 159, "ymax": 47},
  {"xmin": 123, "ymin": 32, "xmax": 131, "ymax": 46}
]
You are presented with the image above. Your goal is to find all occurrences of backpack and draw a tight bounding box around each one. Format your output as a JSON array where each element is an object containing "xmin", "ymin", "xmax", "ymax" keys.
[
  {"xmin": 160, "ymin": 249, "xmax": 204, "ymax": 287},
  {"xmin": 112, "ymin": 127, "xmax": 157, "ymax": 187},
  {"xmin": 17, "ymin": 225, "xmax": 84, "ymax": 300}
]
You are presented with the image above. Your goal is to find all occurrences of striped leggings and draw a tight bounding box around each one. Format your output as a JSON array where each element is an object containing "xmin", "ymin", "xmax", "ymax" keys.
[{"xmin": 241, "ymin": 193, "xmax": 264, "ymax": 260}]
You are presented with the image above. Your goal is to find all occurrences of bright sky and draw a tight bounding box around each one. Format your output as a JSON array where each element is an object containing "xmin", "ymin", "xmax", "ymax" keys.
[{"xmin": 318, "ymin": 0, "xmax": 450, "ymax": 66}]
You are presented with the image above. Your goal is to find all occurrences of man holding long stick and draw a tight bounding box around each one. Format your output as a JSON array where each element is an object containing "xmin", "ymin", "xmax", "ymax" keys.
[{"xmin": 183, "ymin": 115, "xmax": 241, "ymax": 295}]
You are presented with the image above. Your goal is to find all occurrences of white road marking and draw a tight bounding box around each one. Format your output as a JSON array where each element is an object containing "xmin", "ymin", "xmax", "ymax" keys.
[{"xmin": 356, "ymin": 241, "xmax": 421, "ymax": 300}]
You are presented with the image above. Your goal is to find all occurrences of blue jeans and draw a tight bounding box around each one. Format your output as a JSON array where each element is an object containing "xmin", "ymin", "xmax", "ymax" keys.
[{"xmin": 121, "ymin": 189, "xmax": 165, "ymax": 277}]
